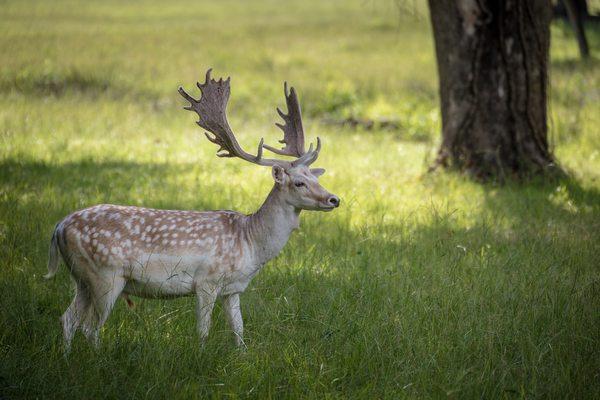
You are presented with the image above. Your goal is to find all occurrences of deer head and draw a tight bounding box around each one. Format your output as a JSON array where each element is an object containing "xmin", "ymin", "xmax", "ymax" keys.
[{"xmin": 178, "ymin": 69, "xmax": 340, "ymax": 212}]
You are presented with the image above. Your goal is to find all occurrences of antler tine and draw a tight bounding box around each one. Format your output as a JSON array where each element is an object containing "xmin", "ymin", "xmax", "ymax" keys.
[
  {"xmin": 292, "ymin": 136, "xmax": 321, "ymax": 167},
  {"xmin": 179, "ymin": 69, "xmax": 291, "ymax": 168},
  {"xmin": 263, "ymin": 82, "xmax": 313, "ymax": 160},
  {"xmin": 256, "ymin": 138, "xmax": 264, "ymax": 161},
  {"xmin": 178, "ymin": 87, "xmax": 198, "ymax": 109}
]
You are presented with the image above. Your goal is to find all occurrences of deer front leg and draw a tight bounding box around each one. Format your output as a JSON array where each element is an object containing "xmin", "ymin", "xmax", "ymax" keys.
[
  {"xmin": 223, "ymin": 293, "xmax": 245, "ymax": 348},
  {"xmin": 195, "ymin": 284, "xmax": 218, "ymax": 344}
]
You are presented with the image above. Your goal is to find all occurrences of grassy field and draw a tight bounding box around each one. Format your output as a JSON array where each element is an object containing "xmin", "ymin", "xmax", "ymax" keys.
[{"xmin": 1, "ymin": 0, "xmax": 599, "ymax": 398}]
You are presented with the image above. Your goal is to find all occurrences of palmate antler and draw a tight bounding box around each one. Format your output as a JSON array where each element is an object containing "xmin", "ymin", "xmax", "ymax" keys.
[{"xmin": 178, "ymin": 69, "xmax": 320, "ymax": 169}]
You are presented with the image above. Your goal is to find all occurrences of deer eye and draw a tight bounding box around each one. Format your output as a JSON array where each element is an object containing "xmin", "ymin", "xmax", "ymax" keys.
[{"xmin": 294, "ymin": 181, "xmax": 305, "ymax": 188}]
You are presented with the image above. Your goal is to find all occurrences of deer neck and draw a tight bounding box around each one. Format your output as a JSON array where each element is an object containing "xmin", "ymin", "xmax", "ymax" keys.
[{"xmin": 246, "ymin": 185, "xmax": 300, "ymax": 265}]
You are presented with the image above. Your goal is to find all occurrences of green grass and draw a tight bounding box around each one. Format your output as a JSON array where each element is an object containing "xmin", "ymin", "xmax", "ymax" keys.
[{"xmin": 1, "ymin": 1, "xmax": 599, "ymax": 398}]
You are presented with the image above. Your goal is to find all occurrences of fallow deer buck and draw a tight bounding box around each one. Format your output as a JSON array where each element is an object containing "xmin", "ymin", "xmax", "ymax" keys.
[{"xmin": 46, "ymin": 69, "xmax": 339, "ymax": 350}]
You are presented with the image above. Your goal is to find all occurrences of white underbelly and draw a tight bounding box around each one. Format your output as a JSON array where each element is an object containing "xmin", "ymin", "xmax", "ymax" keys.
[
  {"xmin": 123, "ymin": 278, "xmax": 194, "ymax": 298},
  {"xmin": 122, "ymin": 252, "xmax": 202, "ymax": 298},
  {"xmin": 119, "ymin": 250, "xmax": 261, "ymax": 299}
]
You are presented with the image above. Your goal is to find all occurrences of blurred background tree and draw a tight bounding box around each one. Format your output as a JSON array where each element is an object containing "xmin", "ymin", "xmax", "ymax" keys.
[{"xmin": 555, "ymin": 0, "xmax": 591, "ymax": 57}]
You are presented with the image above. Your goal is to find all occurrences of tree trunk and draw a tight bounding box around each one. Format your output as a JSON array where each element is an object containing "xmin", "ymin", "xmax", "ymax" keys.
[
  {"xmin": 554, "ymin": 0, "xmax": 589, "ymax": 20},
  {"xmin": 428, "ymin": 0, "xmax": 555, "ymax": 180},
  {"xmin": 563, "ymin": 0, "xmax": 590, "ymax": 58}
]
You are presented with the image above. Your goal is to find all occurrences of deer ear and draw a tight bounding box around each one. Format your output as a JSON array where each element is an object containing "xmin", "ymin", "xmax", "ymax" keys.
[
  {"xmin": 272, "ymin": 165, "xmax": 287, "ymax": 184},
  {"xmin": 310, "ymin": 168, "xmax": 325, "ymax": 177}
]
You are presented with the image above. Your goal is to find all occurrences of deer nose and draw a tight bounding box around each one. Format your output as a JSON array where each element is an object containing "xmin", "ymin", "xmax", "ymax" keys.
[{"xmin": 327, "ymin": 195, "xmax": 340, "ymax": 208}]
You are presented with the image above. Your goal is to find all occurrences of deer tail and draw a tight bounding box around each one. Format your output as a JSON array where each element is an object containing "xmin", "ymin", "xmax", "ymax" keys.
[{"xmin": 44, "ymin": 222, "xmax": 64, "ymax": 279}]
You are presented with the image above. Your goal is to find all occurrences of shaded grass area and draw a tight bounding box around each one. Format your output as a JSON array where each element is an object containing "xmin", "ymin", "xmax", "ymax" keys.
[
  {"xmin": 1, "ymin": 0, "xmax": 599, "ymax": 398},
  {"xmin": 1, "ymin": 157, "xmax": 598, "ymax": 398}
]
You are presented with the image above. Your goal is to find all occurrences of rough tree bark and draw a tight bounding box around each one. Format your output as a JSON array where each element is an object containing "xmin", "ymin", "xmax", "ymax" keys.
[{"xmin": 428, "ymin": 0, "xmax": 556, "ymax": 180}]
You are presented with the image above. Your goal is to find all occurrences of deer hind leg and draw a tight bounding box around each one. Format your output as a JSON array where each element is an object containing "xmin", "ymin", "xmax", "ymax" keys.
[
  {"xmin": 85, "ymin": 273, "xmax": 126, "ymax": 347},
  {"xmin": 61, "ymin": 281, "xmax": 92, "ymax": 353}
]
